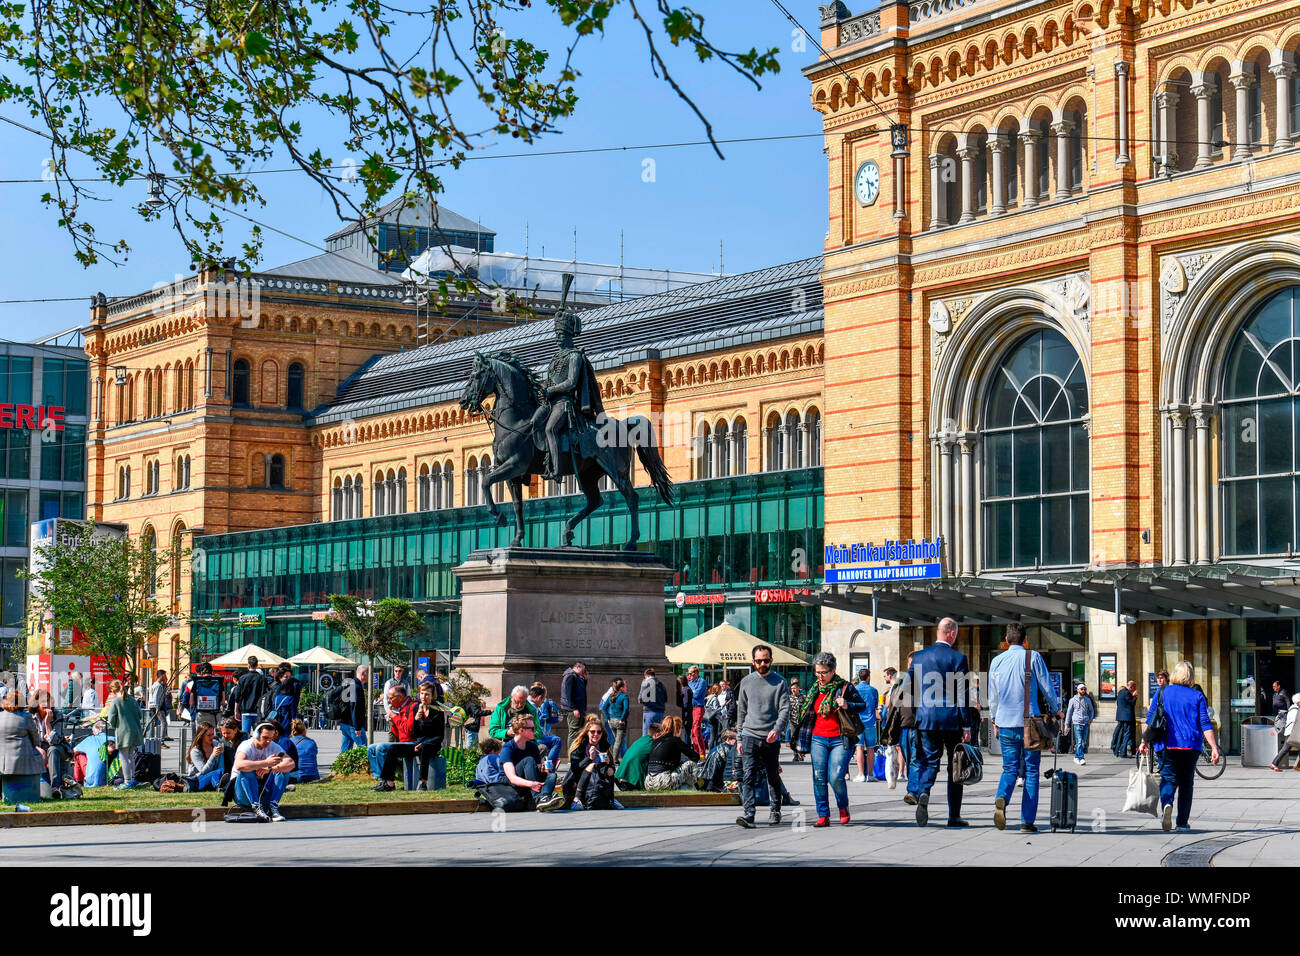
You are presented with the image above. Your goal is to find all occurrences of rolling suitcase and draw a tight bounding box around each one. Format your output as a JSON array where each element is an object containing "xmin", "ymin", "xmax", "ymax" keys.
[{"xmin": 1048, "ymin": 751, "xmax": 1077, "ymax": 833}]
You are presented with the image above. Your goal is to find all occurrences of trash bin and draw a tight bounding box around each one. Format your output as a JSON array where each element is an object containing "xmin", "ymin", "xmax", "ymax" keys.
[{"xmin": 1240, "ymin": 716, "xmax": 1279, "ymax": 768}]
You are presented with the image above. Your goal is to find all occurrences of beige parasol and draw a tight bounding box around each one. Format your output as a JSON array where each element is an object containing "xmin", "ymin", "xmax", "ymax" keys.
[
  {"xmin": 666, "ymin": 623, "xmax": 808, "ymax": 667},
  {"xmin": 208, "ymin": 642, "xmax": 286, "ymax": 668}
]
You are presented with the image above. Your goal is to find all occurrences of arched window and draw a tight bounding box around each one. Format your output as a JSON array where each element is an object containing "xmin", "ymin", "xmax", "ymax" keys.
[
  {"xmin": 1221, "ymin": 287, "xmax": 1300, "ymax": 555},
  {"xmin": 696, "ymin": 422, "xmax": 711, "ymax": 479},
  {"xmin": 714, "ymin": 420, "xmax": 730, "ymax": 477},
  {"xmin": 184, "ymin": 455, "xmax": 192, "ymax": 489},
  {"xmin": 266, "ymin": 454, "xmax": 286, "ymax": 489},
  {"xmin": 442, "ymin": 463, "xmax": 454, "ymax": 508},
  {"xmin": 170, "ymin": 523, "xmax": 185, "ymax": 611},
  {"xmin": 374, "ymin": 471, "xmax": 387, "ymax": 515},
  {"xmin": 784, "ymin": 411, "xmax": 803, "ymax": 470},
  {"xmin": 386, "ymin": 468, "xmax": 398, "ymax": 515},
  {"xmin": 287, "ymin": 362, "xmax": 305, "ymax": 409},
  {"xmin": 982, "ymin": 328, "xmax": 1090, "ymax": 569},
  {"xmin": 142, "ymin": 526, "xmax": 157, "ymax": 598},
  {"xmin": 418, "ymin": 464, "xmax": 431, "ymax": 511},
  {"xmin": 733, "ymin": 418, "xmax": 748, "ymax": 475},
  {"xmin": 333, "ymin": 477, "xmax": 344, "ymax": 521},
  {"xmin": 397, "ymin": 468, "xmax": 407, "ymax": 514},
  {"xmin": 232, "ymin": 359, "xmax": 251, "ymax": 406},
  {"xmin": 765, "ymin": 411, "xmax": 783, "ymax": 471},
  {"xmin": 806, "ymin": 409, "xmax": 822, "ymax": 468},
  {"xmin": 466, "ymin": 457, "xmax": 479, "ymax": 506}
]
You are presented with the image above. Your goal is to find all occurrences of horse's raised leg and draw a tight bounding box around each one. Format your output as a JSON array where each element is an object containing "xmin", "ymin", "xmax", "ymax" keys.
[
  {"xmin": 563, "ymin": 466, "xmax": 604, "ymax": 546},
  {"xmin": 508, "ymin": 478, "xmax": 526, "ymax": 548}
]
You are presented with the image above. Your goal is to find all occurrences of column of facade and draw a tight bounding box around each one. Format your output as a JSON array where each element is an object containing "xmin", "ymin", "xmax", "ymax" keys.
[
  {"xmin": 957, "ymin": 146, "xmax": 978, "ymax": 223},
  {"xmin": 1230, "ymin": 71, "xmax": 1255, "ymax": 161},
  {"xmin": 1169, "ymin": 409, "xmax": 1188, "ymax": 564},
  {"xmin": 937, "ymin": 438, "xmax": 954, "ymax": 567},
  {"xmin": 988, "ymin": 133, "xmax": 1008, "ymax": 215},
  {"xmin": 1191, "ymin": 82, "xmax": 1214, "ymax": 168},
  {"xmin": 1156, "ymin": 89, "xmax": 1180, "ymax": 173},
  {"xmin": 1270, "ymin": 62, "xmax": 1295, "ymax": 149},
  {"xmin": 959, "ymin": 438, "xmax": 975, "ymax": 575},
  {"xmin": 892, "ymin": 148, "xmax": 907, "ymax": 222},
  {"xmin": 1115, "ymin": 61, "xmax": 1132, "ymax": 165},
  {"xmin": 798, "ymin": 422, "xmax": 810, "ymax": 470},
  {"xmin": 928, "ymin": 153, "xmax": 945, "ymax": 229},
  {"xmin": 725, "ymin": 432, "xmax": 737, "ymax": 477},
  {"xmin": 1193, "ymin": 406, "xmax": 1213, "ymax": 564},
  {"xmin": 1051, "ymin": 119, "xmax": 1075, "ymax": 199},
  {"xmin": 1020, "ymin": 130, "xmax": 1040, "ymax": 208}
]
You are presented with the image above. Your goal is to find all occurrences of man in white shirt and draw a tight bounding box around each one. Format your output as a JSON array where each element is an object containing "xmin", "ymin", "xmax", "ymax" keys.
[
  {"xmin": 988, "ymin": 623, "xmax": 1062, "ymax": 834},
  {"xmin": 231, "ymin": 722, "xmax": 296, "ymax": 822},
  {"xmin": 383, "ymin": 665, "xmax": 407, "ymax": 721}
]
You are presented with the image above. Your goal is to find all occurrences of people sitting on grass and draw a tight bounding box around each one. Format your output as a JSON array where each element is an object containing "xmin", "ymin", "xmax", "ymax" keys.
[
  {"xmin": 614, "ymin": 722, "xmax": 656, "ymax": 791},
  {"xmin": 217, "ymin": 717, "xmax": 247, "ymax": 782},
  {"xmin": 644, "ymin": 716, "xmax": 700, "ymax": 791},
  {"xmin": 488, "ymin": 685, "xmax": 540, "ymax": 743},
  {"xmin": 288, "ymin": 719, "xmax": 319, "ymax": 783},
  {"xmin": 187, "ymin": 721, "xmax": 225, "ymax": 791},
  {"xmin": 370, "ymin": 683, "xmax": 416, "ymax": 793},
  {"xmin": 561, "ymin": 713, "xmax": 612, "ymax": 809},
  {"xmin": 501, "ymin": 713, "xmax": 565, "ymax": 812},
  {"xmin": 231, "ymin": 721, "xmax": 295, "ymax": 822},
  {"xmin": 528, "ymin": 684, "xmax": 564, "ymax": 767}
]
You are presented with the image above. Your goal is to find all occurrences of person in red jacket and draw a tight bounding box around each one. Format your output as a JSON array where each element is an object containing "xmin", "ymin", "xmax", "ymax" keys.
[{"xmin": 372, "ymin": 685, "xmax": 417, "ymax": 792}]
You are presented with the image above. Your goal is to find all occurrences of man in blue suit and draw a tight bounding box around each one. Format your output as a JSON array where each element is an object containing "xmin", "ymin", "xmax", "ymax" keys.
[{"xmin": 904, "ymin": 617, "xmax": 979, "ymax": 827}]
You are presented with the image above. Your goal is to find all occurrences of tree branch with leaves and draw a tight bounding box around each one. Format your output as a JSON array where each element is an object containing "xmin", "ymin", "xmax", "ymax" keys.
[
  {"xmin": 323, "ymin": 594, "xmax": 425, "ymax": 738},
  {"xmin": 0, "ymin": 0, "xmax": 779, "ymax": 271}
]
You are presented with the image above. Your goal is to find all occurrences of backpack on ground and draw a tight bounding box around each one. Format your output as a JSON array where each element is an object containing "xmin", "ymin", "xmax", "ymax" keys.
[
  {"xmin": 134, "ymin": 749, "xmax": 161, "ymax": 783},
  {"xmin": 479, "ymin": 781, "xmax": 530, "ymax": 813},
  {"xmin": 224, "ymin": 808, "xmax": 268, "ymax": 823}
]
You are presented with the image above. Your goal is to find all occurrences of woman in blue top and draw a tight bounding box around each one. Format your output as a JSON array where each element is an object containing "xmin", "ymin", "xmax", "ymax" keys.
[
  {"xmin": 601, "ymin": 679, "xmax": 630, "ymax": 761},
  {"xmin": 1139, "ymin": 660, "xmax": 1220, "ymax": 833}
]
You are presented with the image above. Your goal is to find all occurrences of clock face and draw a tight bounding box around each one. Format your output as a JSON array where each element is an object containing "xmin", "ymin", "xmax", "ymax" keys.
[{"xmin": 855, "ymin": 160, "xmax": 880, "ymax": 206}]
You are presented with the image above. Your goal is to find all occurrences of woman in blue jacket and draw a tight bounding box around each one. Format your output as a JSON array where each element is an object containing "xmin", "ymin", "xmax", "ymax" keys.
[{"xmin": 1139, "ymin": 660, "xmax": 1220, "ymax": 833}]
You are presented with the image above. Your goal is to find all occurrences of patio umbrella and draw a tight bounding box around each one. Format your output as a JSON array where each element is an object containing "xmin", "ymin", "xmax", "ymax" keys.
[
  {"xmin": 666, "ymin": 623, "xmax": 808, "ymax": 669},
  {"xmin": 208, "ymin": 642, "xmax": 286, "ymax": 668},
  {"xmin": 287, "ymin": 645, "xmax": 357, "ymax": 695}
]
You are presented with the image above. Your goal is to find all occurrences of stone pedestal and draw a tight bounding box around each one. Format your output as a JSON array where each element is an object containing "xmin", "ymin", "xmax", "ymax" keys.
[{"xmin": 452, "ymin": 549, "xmax": 674, "ymax": 736}]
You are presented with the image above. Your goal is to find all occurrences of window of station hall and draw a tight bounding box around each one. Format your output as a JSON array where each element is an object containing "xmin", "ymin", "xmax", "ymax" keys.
[
  {"xmin": 982, "ymin": 327, "xmax": 1090, "ymax": 570},
  {"xmin": 1221, "ymin": 286, "xmax": 1300, "ymax": 556}
]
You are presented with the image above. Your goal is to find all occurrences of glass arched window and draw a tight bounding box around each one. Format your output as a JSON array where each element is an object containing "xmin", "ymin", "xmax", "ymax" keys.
[
  {"xmin": 232, "ymin": 359, "xmax": 251, "ymax": 406},
  {"xmin": 266, "ymin": 454, "xmax": 286, "ymax": 489},
  {"xmin": 983, "ymin": 327, "xmax": 1090, "ymax": 569},
  {"xmin": 333, "ymin": 478, "xmax": 344, "ymax": 520},
  {"xmin": 287, "ymin": 363, "xmax": 305, "ymax": 409},
  {"xmin": 1221, "ymin": 287, "xmax": 1300, "ymax": 555},
  {"xmin": 142, "ymin": 527, "xmax": 157, "ymax": 598}
]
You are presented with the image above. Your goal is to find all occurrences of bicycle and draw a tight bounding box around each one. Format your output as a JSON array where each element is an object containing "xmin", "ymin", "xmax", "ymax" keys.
[{"xmin": 1194, "ymin": 737, "xmax": 1225, "ymax": 780}]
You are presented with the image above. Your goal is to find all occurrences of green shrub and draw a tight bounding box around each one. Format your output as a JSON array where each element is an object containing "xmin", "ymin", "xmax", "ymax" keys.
[{"xmin": 331, "ymin": 746, "xmax": 371, "ymax": 776}]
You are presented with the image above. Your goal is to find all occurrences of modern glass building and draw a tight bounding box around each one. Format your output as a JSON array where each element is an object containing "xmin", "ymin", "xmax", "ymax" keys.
[
  {"xmin": 193, "ymin": 467, "xmax": 822, "ymax": 671},
  {"xmin": 0, "ymin": 330, "xmax": 90, "ymax": 666}
]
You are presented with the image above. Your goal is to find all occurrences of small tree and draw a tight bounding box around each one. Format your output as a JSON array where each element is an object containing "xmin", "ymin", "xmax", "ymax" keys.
[
  {"xmin": 21, "ymin": 523, "xmax": 174, "ymax": 695},
  {"xmin": 444, "ymin": 668, "xmax": 489, "ymax": 714},
  {"xmin": 324, "ymin": 595, "xmax": 425, "ymax": 738}
]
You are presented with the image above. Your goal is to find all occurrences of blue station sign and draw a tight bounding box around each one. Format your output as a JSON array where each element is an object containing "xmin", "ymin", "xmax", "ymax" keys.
[{"xmin": 823, "ymin": 537, "xmax": 944, "ymax": 584}]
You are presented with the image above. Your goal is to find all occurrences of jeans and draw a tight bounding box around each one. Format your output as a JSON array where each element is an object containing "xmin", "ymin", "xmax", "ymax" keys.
[
  {"xmin": 609, "ymin": 719, "xmax": 627, "ymax": 759},
  {"xmin": 339, "ymin": 724, "xmax": 367, "ymax": 750},
  {"xmin": 379, "ymin": 742, "xmax": 418, "ymax": 782},
  {"xmin": 995, "ymin": 728, "xmax": 1042, "ymax": 825},
  {"xmin": 740, "ymin": 736, "xmax": 784, "ymax": 821},
  {"xmin": 910, "ymin": 730, "xmax": 964, "ymax": 821},
  {"xmin": 512, "ymin": 755, "xmax": 556, "ymax": 803},
  {"xmin": 240, "ymin": 713, "xmax": 258, "ymax": 735},
  {"xmin": 642, "ymin": 709, "xmax": 664, "ymax": 738},
  {"xmin": 465, "ymin": 728, "xmax": 479, "ymax": 750},
  {"xmin": 197, "ymin": 768, "xmax": 223, "ymax": 791},
  {"xmin": 1158, "ymin": 747, "xmax": 1198, "ymax": 828},
  {"xmin": 537, "ymin": 734, "xmax": 563, "ymax": 766},
  {"xmin": 234, "ymin": 770, "xmax": 287, "ymax": 811},
  {"xmin": 690, "ymin": 706, "xmax": 706, "ymax": 755},
  {"xmin": 810, "ymin": 733, "xmax": 851, "ymax": 818},
  {"xmin": 367, "ymin": 742, "xmax": 393, "ymax": 779},
  {"xmin": 1073, "ymin": 723, "xmax": 1091, "ymax": 760}
]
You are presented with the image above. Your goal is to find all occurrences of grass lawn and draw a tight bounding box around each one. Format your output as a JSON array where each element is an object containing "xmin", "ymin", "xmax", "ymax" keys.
[{"xmin": 1, "ymin": 775, "xmax": 477, "ymax": 813}]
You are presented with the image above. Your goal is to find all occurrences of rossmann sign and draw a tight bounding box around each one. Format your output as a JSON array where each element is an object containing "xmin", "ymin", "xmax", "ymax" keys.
[{"xmin": 0, "ymin": 404, "xmax": 65, "ymax": 430}]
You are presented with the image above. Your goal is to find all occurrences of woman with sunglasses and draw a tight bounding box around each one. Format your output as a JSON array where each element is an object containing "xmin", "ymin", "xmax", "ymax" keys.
[{"xmin": 560, "ymin": 713, "xmax": 612, "ymax": 808}]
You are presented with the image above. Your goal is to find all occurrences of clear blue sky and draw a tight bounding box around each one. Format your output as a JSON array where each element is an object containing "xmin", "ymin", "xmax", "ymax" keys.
[{"xmin": 2, "ymin": 1, "xmax": 828, "ymax": 341}]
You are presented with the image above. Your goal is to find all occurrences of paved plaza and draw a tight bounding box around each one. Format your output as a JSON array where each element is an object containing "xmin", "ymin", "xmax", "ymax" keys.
[{"xmin": 4, "ymin": 747, "xmax": 1297, "ymax": 866}]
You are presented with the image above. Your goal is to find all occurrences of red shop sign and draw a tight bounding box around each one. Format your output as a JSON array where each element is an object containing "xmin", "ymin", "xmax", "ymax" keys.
[
  {"xmin": 0, "ymin": 404, "xmax": 65, "ymax": 431},
  {"xmin": 754, "ymin": 588, "xmax": 813, "ymax": 604}
]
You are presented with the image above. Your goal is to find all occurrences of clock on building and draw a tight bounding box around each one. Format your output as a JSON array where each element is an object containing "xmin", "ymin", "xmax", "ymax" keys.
[{"xmin": 854, "ymin": 160, "xmax": 880, "ymax": 206}]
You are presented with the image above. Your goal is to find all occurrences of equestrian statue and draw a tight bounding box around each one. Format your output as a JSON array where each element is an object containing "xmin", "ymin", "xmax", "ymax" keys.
[{"xmin": 458, "ymin": 274, "xmax": 675, "ymax": 550}]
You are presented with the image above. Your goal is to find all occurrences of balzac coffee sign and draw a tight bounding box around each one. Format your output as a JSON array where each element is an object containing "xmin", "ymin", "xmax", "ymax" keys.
[{"xmin": 0, "ymin": 404, "xmax": 66, "ymax": 431}]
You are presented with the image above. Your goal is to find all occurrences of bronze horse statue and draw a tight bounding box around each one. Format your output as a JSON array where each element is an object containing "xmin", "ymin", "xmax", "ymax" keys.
[{"xmin": 459, "ymin": 351, "xmax": 675, "ymax": 550}]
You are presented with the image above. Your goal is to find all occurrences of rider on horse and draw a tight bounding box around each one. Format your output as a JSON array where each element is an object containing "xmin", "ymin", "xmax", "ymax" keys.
[{"xmin": 534, "ymin": 281, "xmax": 603, "ymax": 480}]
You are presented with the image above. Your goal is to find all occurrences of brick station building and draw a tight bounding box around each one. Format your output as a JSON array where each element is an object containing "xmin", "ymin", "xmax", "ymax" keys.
[
  {"xmin": 809, "ymin": 0, "xmax": 1300, "ymax": 748},
  {"xmin": 83, "ymin": 203, "xmax": 824, "ymax": 696}
]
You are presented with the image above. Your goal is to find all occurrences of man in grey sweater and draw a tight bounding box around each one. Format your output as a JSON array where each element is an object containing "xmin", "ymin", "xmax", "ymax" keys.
[{"xmin": 734, "ymin": 643, "xmax": 791, "ymax": 829}]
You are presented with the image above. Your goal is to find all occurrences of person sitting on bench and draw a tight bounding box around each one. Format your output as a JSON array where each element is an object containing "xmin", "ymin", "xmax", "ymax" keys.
[{"xmin": 370, "ymin": 684, "xmax": 416, "ymax": 793}]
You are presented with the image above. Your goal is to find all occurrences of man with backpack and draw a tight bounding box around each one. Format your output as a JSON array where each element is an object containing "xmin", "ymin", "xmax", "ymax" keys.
[
  {"xmin": 233, "ymin": 657, "xmax": 268, "ymax": 735},
  {"xmin": 264, "ymin": 666, "xmax": 303, "ymax": 733},
  {"xmin": 327, "ymin": 664, "xmax": 369, "ymax": 751},
  {"xmin": 638, "ymin": 667, "xmax": 667, "ymax": 738},
  {"xmin": 187, "ymin": 662, "xmax": 225, "ymax": 734}
]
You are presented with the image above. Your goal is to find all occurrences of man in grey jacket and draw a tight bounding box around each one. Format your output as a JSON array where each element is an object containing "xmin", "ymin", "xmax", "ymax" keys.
[{"xmin": 734, "ymin": 643, "xmax": 791, "ymax": 829}]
